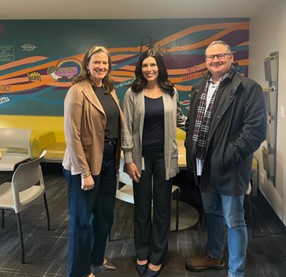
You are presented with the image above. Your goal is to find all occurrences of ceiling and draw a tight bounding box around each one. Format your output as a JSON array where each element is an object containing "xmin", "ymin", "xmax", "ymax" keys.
[{"xmin": 0, "ymin": 0, "xmax": 270, "ymax": 20}]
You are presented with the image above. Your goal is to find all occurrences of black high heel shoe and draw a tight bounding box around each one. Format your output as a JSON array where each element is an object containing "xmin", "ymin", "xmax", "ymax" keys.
[
  {"xmin": 135, "ymin": 263, "xmax": 148, "ymax": 276},
  {"xmin": 145, "ymin": 267, "xmax": 161, "ymax": 277}
]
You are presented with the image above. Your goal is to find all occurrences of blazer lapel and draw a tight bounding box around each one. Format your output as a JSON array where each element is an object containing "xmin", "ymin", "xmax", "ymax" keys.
[{"xmin": 82, "ymin": 82, "xmax": 105, "ymax": 115}]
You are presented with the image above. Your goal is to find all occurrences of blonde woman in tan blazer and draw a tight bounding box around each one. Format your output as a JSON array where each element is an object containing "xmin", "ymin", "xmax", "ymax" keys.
[{"xmin": 63, "ymin": 46, "xmax": 123, "ymax": 277}]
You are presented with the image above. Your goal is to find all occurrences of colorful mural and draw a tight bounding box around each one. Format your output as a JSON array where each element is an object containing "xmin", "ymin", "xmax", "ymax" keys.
[{"xmin": 0, "ymin": 19, "xmax": 249, "ymax": 116}]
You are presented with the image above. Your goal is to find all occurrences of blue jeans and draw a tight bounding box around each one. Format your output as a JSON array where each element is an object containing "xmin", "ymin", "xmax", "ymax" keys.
[
  {"xmin": 201, "ymin": 192, "xmax": 247, "ymax": 277},
  {"xmin": 64, "ymin": 143, "xmax": 117, "ymax": 277}
]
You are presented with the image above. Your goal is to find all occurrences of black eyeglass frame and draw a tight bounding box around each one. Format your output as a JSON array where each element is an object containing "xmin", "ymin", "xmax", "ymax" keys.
[{"xmin": 205, "ymin": 53, "xmax": 232, "ymax": 61}]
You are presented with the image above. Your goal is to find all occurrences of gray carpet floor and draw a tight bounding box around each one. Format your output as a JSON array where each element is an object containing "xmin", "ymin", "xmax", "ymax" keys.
[{"xmin": 0, "ymin": 164, "xmax": 286, "ymax": 277}]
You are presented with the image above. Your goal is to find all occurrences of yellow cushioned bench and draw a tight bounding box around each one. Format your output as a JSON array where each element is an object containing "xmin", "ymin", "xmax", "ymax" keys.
[{"xmin": 32, "ymin": 131, "xmax": 65, "ymax": 163}]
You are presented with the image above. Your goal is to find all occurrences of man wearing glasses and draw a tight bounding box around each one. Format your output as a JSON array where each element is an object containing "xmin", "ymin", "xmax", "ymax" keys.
[{"xmin": 184, "ymin": 40, "xmax": 266, "ymax": 277}]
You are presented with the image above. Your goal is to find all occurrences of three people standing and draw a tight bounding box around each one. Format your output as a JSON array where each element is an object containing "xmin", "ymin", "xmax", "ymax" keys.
[{"xmin": 63, "ymin": 40, "xmax": 266, "ymax": 277}]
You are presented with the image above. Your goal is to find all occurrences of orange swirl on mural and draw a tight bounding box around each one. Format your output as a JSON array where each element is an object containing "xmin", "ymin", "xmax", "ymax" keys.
[{"xmin": 0, "ymin": 22, "xmax": 249, "ymax": 95}]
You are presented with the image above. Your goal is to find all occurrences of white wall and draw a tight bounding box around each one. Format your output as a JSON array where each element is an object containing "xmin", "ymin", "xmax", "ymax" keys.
[{"xmin": 249, "ymin": 0, "xmax": 286, "ymax": 225}]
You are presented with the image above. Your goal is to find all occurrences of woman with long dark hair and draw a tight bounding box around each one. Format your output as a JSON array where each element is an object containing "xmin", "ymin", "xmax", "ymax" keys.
[{"xmin": 122, "ymin": 48, "xmax": 186, "ymax": 276}]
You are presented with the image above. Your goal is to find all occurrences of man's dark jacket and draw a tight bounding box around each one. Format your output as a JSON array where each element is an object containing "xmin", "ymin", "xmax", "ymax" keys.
[{"xmin": 185, "ymin": 68, "xmax": 267, "ymax": 195}]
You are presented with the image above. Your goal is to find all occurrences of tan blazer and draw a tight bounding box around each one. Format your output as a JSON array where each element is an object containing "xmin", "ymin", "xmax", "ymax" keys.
[{"xmin": 62, "ymin": 80, "xmax": 123, "ymax": 176}]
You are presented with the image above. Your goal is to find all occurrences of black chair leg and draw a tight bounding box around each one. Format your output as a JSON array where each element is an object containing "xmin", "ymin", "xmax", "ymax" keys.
[
  {"xmin": 201, "ymin": 210, "xmax": 207, "ymax": 232},
  {"xmin": 43, "ymin": 193, "xmax": 50, "ymax": 231},
  {"xmin": 16, "ymin": 213, "xmax": 25, "ymax": 264},
  {"xmin": 252, "ymin": 204, "xmax": 255, "ymax": 238},
  {"xmin": 246, "ymin": 193, "xmax": 254, "ymax": 238},
  {"xmin": 1, "ymin": 209, "xmax": 4, "ymax": 229},
  {"xmin": 175, "ymin": 189, "xmax": 180, "ymax": 231}
]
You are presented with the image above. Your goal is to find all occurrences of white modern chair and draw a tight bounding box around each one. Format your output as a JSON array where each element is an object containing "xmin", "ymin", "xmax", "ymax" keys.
[
  {"xmin": 0, "ymin": 150, "xmax": 50, "ymax": 263},
  {"xmin": 0, "ymin": 128, "xmax": 32, "ymax": 171}
]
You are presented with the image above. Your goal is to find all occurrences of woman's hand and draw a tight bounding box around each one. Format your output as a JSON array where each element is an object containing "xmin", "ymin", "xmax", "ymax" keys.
[
  {"xmin": 126, "ymin": 162, "xmax": 141, "ymax": 183},
  {"xmin": 81, "ymin": 174, "xmax": 95, "ymax": 191}
]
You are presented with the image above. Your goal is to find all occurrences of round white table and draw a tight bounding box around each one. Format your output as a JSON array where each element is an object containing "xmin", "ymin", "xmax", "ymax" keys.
[{"xmin": 170, "ymin": 200, "xmax": 200, "ymax": 231}]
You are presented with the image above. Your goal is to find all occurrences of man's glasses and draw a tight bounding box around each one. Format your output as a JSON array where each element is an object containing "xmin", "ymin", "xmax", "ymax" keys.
[{"xmin": 205, "ymin": 53, "xmax": 231, "ymax": 61}]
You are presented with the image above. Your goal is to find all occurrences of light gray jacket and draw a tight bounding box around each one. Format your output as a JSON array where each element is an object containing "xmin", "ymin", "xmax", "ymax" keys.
[{"xmin": 122, "ymin": 87, "xmax": 186, "ymax": 180}]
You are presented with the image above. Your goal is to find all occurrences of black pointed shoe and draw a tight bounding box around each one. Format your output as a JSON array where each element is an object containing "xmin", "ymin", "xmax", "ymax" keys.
[
  {"xmin": 145, "ymin": 267, "xmax": 161, "ymax": 277},
  {"xmin": 135, "ymin": 263, "xmax": 148, "ymax": 276}
]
